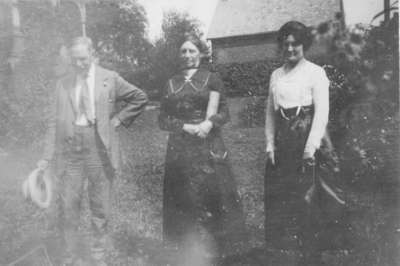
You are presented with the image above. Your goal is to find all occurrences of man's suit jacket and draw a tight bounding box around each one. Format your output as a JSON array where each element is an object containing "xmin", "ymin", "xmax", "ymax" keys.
[{"xmin": 43, "ymin": 65, "xmax": 148, "ymax": 178}]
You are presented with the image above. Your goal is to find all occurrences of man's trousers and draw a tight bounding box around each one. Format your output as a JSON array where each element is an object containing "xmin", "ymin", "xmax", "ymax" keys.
[{"xmin": 59, "ymin": 124, "xmax": 111, "ymax": 261}]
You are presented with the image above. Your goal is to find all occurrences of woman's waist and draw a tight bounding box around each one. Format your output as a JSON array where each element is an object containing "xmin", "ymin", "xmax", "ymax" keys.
[
  {"xmin": 169, "ymin": 130, "xmax": 221, "ymax": 143},
  {"xmin": 171, "ymin": 109, "xmax": 206, "ymax": 122},
  {"xmin": 275, "ymin": 105, "xmax": 314, "ymax": 120}
]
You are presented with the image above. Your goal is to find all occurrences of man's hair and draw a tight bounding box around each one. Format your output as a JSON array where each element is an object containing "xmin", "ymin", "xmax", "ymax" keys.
[{"xmin": 69, "ymin": 36, "xmax": 94, "ymax": 52}]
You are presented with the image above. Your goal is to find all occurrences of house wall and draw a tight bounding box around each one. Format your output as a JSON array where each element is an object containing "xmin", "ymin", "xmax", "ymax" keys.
[
  {"xmin": 212, "ymin": 33, "xmax": 278, "ymax": 64},
  {"xmin": 208, "ymin": 0, "xmax": 342, "ymax": 39},
  {"xmin": 211, "ymin": 32, "xmax": 330, "ymax": 65}
]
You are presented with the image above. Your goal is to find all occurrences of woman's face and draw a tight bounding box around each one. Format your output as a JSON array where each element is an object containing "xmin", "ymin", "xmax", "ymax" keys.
[
  {"xmin": 179, "ymin": 41, "xmax": 202, "ymax": 69},
  {"xmin": 282, "ymin": 34, "xmax": 304, "ymax": 64}
]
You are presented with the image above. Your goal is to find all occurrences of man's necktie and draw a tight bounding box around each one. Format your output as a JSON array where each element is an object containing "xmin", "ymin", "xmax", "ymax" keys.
[{"xmin": 78, "ymin": 79, "xmax": 94, "ymax": 123}]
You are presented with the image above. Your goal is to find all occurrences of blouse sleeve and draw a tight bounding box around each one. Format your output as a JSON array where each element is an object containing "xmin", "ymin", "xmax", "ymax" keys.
[
  {"xmin": 207, "ymin": 72, "xmax": 230, "ymax": 128},
  {"xmin": 304, "ymin": 67, "xmax": 330, "ymax": 155},
  {"xmin": 265, "ymin": 71, "xmax": 276, "ymax": 152},
  {"xmin": 158, "ymin": 81, "xmax": 185, "ymax": 132}
]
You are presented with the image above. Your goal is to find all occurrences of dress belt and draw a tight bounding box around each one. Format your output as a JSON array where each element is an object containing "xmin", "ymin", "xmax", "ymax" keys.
[
  {"xmin": 73, "ymin": 118, "xmax": 96, "ymax": 128},
  {"xmin": 278, "ymin": 105, "xmax": 313, "ymax": 120},
  {"xmin": 184, "ymin": 118, "xmax": 204, "ymax": 124}
]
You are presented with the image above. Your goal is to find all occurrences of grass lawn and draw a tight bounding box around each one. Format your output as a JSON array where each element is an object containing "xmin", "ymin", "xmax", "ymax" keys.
[
  {"xmin": 0, "ymin": 108, "xmax": 266, "ymax": 265},
  {"xmin": 0, "ymin": 108, "xmax": 398, "ymax": 265}
]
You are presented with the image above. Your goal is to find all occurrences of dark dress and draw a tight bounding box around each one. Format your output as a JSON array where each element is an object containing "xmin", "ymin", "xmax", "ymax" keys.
[
  {"xmin": 265, "ymin": 106, "xmax": 344, "ymax": 261},
  {"xmin": 158, "ymin": 68, "xmax": 245, "ymax": 256}
]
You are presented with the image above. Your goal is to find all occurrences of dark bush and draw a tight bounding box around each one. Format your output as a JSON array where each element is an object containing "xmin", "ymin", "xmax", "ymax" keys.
[{"xmin": 214, "ymin": 59, "xmax": 282, "ymax": 97}]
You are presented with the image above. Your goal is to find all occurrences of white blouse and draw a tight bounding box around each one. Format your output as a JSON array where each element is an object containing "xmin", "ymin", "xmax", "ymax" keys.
[{"xmin": 265, "ymin": 59, "xmax": 330, "ymax": 156}]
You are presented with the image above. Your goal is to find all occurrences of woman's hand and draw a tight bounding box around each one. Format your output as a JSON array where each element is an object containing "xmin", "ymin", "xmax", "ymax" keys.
[
  {"xmin": 266, "ymin": 150, "xmax": 275, "ymax": 165},
  {"xmin": 303, "ymin": 149, "xmax": 315, "ymax": 161},
  {"xmin": 183, "ymin": 124, "xmax": 200, "ymax": 135},
  {"xmin": 302, "ymin": 151, "xmax": 316, "ymax": 173},
  {"xmin": 197, "ymin": 120, "xmax": 213, "ymax": 139}
]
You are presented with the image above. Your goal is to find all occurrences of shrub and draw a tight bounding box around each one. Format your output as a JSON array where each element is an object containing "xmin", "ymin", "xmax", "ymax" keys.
[{"xmin": 214, "ymin": 59, "xmax": 282, "ymax": 97}]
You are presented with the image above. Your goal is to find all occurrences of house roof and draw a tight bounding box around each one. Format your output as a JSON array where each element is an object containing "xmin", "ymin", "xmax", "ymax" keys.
[{"xmin": 207, "ymin": 0, "xmax": 342, "ymax": 39}]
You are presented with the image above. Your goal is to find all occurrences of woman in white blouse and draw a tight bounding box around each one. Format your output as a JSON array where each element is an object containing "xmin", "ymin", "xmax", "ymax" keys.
[{"xmin": 264, "ymin": 21, "xmax": 340, "ymax": 266}]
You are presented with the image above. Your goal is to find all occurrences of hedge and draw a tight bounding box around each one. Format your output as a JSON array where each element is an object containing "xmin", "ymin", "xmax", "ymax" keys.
[{"xmin": 213, "ymin": 59, "xmax": 283, "ymax": 97}]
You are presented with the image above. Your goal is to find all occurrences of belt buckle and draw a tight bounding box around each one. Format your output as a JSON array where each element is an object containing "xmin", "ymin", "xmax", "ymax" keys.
[{"xmin": 280, "ymin": 106, "xmax": 301, "ymax": 120}]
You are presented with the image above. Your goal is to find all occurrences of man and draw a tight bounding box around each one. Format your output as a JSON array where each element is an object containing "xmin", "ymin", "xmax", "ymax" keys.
[{"xmin": 39, "ymin": 36, "xmax": 148, "ymax": 265}]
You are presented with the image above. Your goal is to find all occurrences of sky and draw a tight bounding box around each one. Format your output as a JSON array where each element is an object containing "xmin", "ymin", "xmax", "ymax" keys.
[
  {"xmin": 138, "ymin": 0, "xmax": 396, "ymax": 40},
  {"xmin": 343, "ymin": 0, "xmax": 394, "ymax": 25},
  {"xmin": 137, "ymin": 0, "xmax": 219, "ymax": 40}
]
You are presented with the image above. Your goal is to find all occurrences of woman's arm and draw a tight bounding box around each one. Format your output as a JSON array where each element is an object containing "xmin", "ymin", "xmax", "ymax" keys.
[
  {"xmin": 304, "ymin": 68, "xmax": 330, "ymax": 158},
  {"xmin": 198, "ymin": 90, "xmax": 220, "ymax": 138},
  {"xmin": 207, "ymin": 73, "xmax": 230, "ymax": 128},
  {"xmin": 206, "ymin": 91, "xmax": 220, "ymax": 119},
  {"xmin": 265, "ymin": 92, "xmax": 276, "ymax": 153}
]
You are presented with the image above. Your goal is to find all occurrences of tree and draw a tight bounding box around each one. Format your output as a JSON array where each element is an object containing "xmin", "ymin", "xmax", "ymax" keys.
[
  {"xmin": 0, "ymin": 0, "xmax": 151, "ymax": 148},
  {"xmin": 135, "ymin": 10, "xmax": 202, "ymax": 99},
  {"xmin": 87, "ymin": 0, "xmax": 151, "ymax": 76}
]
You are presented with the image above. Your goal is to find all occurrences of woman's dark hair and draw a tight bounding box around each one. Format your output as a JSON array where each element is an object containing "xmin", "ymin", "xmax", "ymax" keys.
[
  {"xmin": 277, "ymin": 21, "xmax": 313, "ymax": 51},
  {"xmin": 180, "ymin": 32, "xmax": 210, "ymax": 56}
]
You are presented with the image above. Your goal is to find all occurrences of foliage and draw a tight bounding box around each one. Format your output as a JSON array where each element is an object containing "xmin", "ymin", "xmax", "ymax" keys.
[
  {"xmin": 314, "ymin": 15, "xmax": 399, "ymax": 190},
  {"xmin": 214, "ymin": 59, "xmax": 282, "ymax": 97},
  {"xmin": 133, "ymin": 10, "xmax": 203, "ymax": 99},
  {"xmin": 235, "ymin": 14, "xmax": 399, "ymax": 264},
  {"xmin": 237, "ymin": 97, "xmax": 266, "ymax": 128},
  {"xmin": 0, "ymin": 0, "xmax": 150, "ymax": 149},
  {"xmin": 87, "ymin": 0, "xmax": 152, "ymax": 76}
]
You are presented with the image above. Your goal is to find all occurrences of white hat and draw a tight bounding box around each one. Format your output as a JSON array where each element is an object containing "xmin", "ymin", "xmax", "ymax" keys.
[{"xmin": 22, "ymin": 167, "xmax": 53, "ymax": 209}]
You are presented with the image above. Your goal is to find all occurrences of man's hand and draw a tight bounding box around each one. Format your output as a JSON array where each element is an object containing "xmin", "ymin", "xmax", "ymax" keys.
[
  {"xmin": 37, "ymin": 159, "xmax": 49, "ymax": 170},
  {"xmin": 111, "ymin": 117, "xmax": 122, "ymax": 128},
  {"xmin": 183, "ymin": 124, "xmax": 200, "ymax": 135},
  {"xmin": 197, "ymin": 120, "xmax": 213, "ymax": 139}
]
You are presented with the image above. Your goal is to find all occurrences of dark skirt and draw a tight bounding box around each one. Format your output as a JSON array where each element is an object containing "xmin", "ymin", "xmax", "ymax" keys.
[
  {"xmin": 163, "ymin": 129, "xmax": 246, "ymax": 256},
  {"xmin": 264, "ymin": 106, "xmax": 343, "ymax": 252}
]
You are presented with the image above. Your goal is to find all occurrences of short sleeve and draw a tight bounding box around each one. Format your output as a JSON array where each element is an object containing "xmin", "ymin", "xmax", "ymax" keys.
[
  {"xmin": 207, "ymin": 72, "xmax": 225, "ymax": 93},
  {"xmin": 207, "ymin": 72, "xmax": 230, "ymax": 127}
]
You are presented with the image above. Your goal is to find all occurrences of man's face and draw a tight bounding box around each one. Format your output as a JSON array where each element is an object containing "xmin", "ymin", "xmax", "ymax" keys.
[{"xmin": 70, "ymin": 44, "xmax": 93, "ymax": 76}]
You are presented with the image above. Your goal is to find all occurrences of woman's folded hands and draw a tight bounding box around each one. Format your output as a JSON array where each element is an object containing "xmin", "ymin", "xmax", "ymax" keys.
[{"xmin": 182, "ymin": 120, "xmax": 213, "ymax": 138}]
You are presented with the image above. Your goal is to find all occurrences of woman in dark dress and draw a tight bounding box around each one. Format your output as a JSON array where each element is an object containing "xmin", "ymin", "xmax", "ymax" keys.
[
  {"xmin": 158, "ymin": 33, "xmax": 245, "ymax": 261},
  {"xmin": 264, "ymin": 21, "xmax": 344, "ymax": 265}
]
